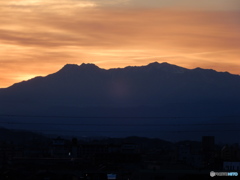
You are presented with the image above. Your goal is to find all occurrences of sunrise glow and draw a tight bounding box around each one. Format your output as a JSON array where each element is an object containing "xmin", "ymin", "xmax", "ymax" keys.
[{"xmin": 0, "ymin": 0, "xmax": 240, "ymax": 88}]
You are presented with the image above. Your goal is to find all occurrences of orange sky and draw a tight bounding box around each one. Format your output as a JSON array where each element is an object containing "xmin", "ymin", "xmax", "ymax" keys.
[{"xmin": 0, "ymin": 0, "xmax": 240, "ymax": 88}]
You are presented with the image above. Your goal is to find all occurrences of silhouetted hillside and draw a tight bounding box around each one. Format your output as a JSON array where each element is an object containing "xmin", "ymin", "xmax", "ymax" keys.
[
  {"xmin": 2, "ymin": 62, "xmax": 240, "ymax": 105},
  {"xmin": 0, "ymin": 127, "xmax": 48, "ymax": 144},
  {"xmin": 0, "ymin": 62, "xmax": 240, "ymax": 142}
]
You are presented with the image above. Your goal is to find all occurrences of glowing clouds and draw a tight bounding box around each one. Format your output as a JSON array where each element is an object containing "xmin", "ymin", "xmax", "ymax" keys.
[
  {"xmin": 0, "ymin": 0, "xmax": 240, "ymax": 88},
  {"xmin": 8, "ymin": 0, "xmax": 42, "ymax": 5},
  {"xmin": 5, "ymin": 0, "xmax": 97, "ymax": 7}
]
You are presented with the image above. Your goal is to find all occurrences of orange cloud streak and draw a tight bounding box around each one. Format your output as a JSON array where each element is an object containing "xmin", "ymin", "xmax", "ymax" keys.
[{"xmin": 0, "ymin": 1, "xmax": 240, "ymax": 87}]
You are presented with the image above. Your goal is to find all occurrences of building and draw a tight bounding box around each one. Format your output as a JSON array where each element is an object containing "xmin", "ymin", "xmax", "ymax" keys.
[{"xmin": 223, "ymin": 161, "xmax": 240, "ymax": 171}]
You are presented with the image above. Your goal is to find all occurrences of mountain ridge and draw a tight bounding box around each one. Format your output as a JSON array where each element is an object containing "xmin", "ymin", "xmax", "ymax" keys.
[
  {"xmin": 2, "ymin": 62, "xmax": 240, "ymax": 105},
  {"xmin": 5, "ymin": 61, "xmax": 239, "ymax": 90},
  {"xmin": 0, "ymin": 62, "xmax": 240, "ymax": 142}
]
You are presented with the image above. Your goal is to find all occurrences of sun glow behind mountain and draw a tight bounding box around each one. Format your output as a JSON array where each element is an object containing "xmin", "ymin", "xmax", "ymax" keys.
[{"xmin": 0, "ymin": 0, "xmax": 240, "ymax": 88}]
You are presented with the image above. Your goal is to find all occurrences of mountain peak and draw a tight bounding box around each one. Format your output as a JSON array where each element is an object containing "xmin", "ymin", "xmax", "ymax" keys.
[
  {"xmin": 147, "ymin": 61, "xmax": 160, "ymax": 66},
  {"xmin": 146, "ymin": 61, "xmax": 186, "ymax": 73},
  {"xmin": 60, "ymin": 64, "xmax": 79, "ymax": 71},
  {"xmin": 79, "ymin": 63, "xmax": 100, "ymax": 70},
  {"xmin": 58, "ymin": 63, "xmax": 100, "ymax": 74},
  {"xmin": 56, "ymin": 64, "xmax": 79, "ymax": 74},
  {"xmin": 147, "ymin": 62, "xmax": 175, "ymax": 68}
]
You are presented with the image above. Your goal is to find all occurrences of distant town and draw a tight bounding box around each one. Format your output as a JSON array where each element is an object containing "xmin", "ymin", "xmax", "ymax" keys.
[{"xmin": 0, "ymin": 128, "xmax": 239, "ymax": 179}]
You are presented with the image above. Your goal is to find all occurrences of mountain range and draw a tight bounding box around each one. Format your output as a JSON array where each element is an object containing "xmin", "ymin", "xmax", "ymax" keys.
[{"xmin": 0, "ymin": 62, "xmax": 240, "ymax": 142}]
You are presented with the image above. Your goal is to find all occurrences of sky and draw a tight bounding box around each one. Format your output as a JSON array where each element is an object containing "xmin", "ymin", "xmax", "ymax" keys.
[{"xmin": 0, "ymin": 0, "xmax": 240, "ymax": 88}]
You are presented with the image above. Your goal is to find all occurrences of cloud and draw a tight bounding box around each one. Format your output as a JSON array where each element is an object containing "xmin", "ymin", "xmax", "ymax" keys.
[
  {"xmin": 3, "ymin": 0, "xmax": 240, "ymax": 10},
  {"xmin": 2, "ymin": 0, "xmax": 97, "ymax": 7},
  {"xmin": 0, "ymin": 0, "xmax": 240, "ymax": 87},
  {"xmin": 129, "ymin": 0, "xmax": 240, "ymax": 10},
  {"xmin": 80, "ymin": 0, "xmax": 240, "ymax": 10},
  {"xmin": 1, "ymin": 7, "xmax": 239, "ymax": 49}
]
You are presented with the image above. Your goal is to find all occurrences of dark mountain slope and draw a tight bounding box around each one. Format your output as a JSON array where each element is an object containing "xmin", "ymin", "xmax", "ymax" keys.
[
  {"xmin": 1, "ymin": 62, "xmax": 240, "ymax": 105},
  {"xmin": 0, "ymin": 62, "xmax": 240, "ymax": 142}
]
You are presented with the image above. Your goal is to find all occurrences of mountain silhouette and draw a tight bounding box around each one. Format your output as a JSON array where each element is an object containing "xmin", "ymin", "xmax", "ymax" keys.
[
  {"xmin": 2, "ymin": 62, "xmax": 240, "ymax": 105},
  {"xmin": 0, "ymin": 62, "xmax": 240, "ymax": 142}
]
